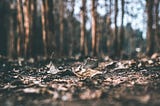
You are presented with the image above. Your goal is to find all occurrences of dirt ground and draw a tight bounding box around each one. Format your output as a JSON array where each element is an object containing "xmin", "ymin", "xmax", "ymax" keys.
[{"xmin": 0, "ymin": 55, "xmax": 160, "ymax": 106}]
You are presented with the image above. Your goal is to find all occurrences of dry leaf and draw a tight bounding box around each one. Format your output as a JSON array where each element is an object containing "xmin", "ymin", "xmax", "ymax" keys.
[
  {"xmin": 23, "ymin": 88, "xmax": 40, "ymax": 94},
  {"xmin": 72, "ymin": 65, "xmax": 102, "ymax": 78}
]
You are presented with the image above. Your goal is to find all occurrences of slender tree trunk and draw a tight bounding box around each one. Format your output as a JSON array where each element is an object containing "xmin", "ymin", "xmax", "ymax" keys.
[
  {"xmin": 23, "ymin": 0, "xmax": 30, "ymax": 57},
  {"xmin": 0, "ymin": 1, "xmax": 7, "ymax": 56},
  {"xmin": 7, "ymin": 4, "xmax": 15, "ymax": 58},
  {"xmin": 146, "ymin": 0, "xmax": 154, "ymax": 56},
  {"xmin": 69, "ymin": 0, "xmax": 75, "ymax": 56},
  {"xmin": 105, "ymin": 0, "xmax": 112, "ymax": 54},
  {"xmin": 80, "ymin": 0, "xmax": 86, "ymax": 55},
  {"xmin": 47, "ymin": 0, "xmax": 54, "ymax": 32},
  {"xmin": 154, "ymin": 0, "xmax": 160, "ymax": 51},
  {"xmin": 119, "ymin": 0, "xmax": 124, "ymax": 56},
  {"xmin": 96, "ymin": 25, "xmax": 101, "ymax": 56},
  {"xmin": 28, "ymin": 0, "xmax": 32, "ymax": 56},
  {"xmin": 114, "ymin": 0, "xmax": 118, "ymax": 57},
  {"xmin": 41, "ymin": 0, "xmax": 48, "ymax": 56},
  {"xmin": 16, "ymin": 0, "xmax": 25, "ymax": 57},
  {"xmin": 59, "ymin": 0, "xmax": 64, "ymax": 55},
  {"xmin": 106, "ymin": 16, "xmax": 112, "ymax": 53},
  {"xmin": 91, "ymin": 0, "xmax": 97, "ymax": 56},
  {"xmin": 47, "ymin": 0, "xmax": 55, "ymax": 54},
  {"xmin": 30, "ymin": 0, "xmax": 37, "ymax": 57}
]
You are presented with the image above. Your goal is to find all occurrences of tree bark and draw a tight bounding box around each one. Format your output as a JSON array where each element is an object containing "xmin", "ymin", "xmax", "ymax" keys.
[
  {"xmin": 7, "ymin": 3, "xmax": 15, "ymax": 58},
  {"xmin": 119, "ymin": 0, "xmax": 125, "ymax": 56},
  {"xmin": 68, "ymin": 0, "xmax": 75, "ymax": 56},
  {"xmin": 41, "ymin": 0, "xmax": 48, "ymax": 56},
  {"xmin": 16, "ymin": 0, "xmax": 25, "ymax": 57},
  {"xmin": 59, "ymin": 0, "xmax": 64, "ymax": 55},
  {"xmin": 80, "ymin": 0, "xmax": 86, "ymax": 55},
  {"xmin": 105, "ymin": 0, "xmax": 113, "ymax": 54},
  {"xmin": 154, "ymin": 0, "xmax": 160, "ymax": 52},
  {"xmin": 146, "ymin": 0, "xmax": 154, "ymax": 56},
  {"xmin": 91, "ymin": 0, "xmax": 97, "ymax": 56},
  {"xmin": 47, "ymin": 0, "xmax": 55, "ymax": 54},
  {"xmin": 23, "ymin": 0, "xmax": 30, "ymax": 57},
  {"xmin": 114, "ymin": 0, "xmax": 118, "ymax": 56},
  {"xmin": 29, "ymin": 0, "xmax": 37, "ymax": 57}
]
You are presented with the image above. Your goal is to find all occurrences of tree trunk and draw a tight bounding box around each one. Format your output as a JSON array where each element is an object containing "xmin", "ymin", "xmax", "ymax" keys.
[
  {"xmin": 59, "ymin": 0, "xmax": 64, "ymax": 55},
  {"xmin": 68, "ymin": 0, "xmax": 75, "ymax": 56},
  {"xmin": 80, "ymin": 0, "xmax": 86, "ymax": 55},
  {"xmin": 47, "ymin": 0, "xmax": 55, "ymax": 54},
  {"xmin": 114, "ymin": 0, "xmax": 118, "ymax": 57},
  {"xmin": 41, "ymin": 0, "xmax": 48, "ymax": 56},
  {"xmin": 7, "ymin": 4, "xmax": 15, "ymax": 58},
  {"xmin": 146, "ymin": 0, "xmax": 154, "ymax": 56},
  {"xmin": 16, "ymin": 0, "xmax": 25, "ymax": 57},
  {"xmin": 119, "ymin": 0, "xmax": 124, "ymax": 56},
  {"xmin": 23, "ymin": 0, "xmax": 30, "ymax": 57},
  {"xmin": 29, "ymin": 0, "xmax": 37, "ymax": 57},
  {"xmin": 154, "ymin": 0, "xmax": 160, "ymax": 52},
  {"xmin": 0, "ymin": 0, "xmax": 7, "ymax": 56},
  {"xmin": 105, "ymin": 0, "xmax": 112, "ymax": 54},
  {"xmin": 91, "ymin": 0, "xmax": 97, "ymax": 56},
  {"xmin": 96, "ymin": 25, "xmax": 101, "ymax": 56}
]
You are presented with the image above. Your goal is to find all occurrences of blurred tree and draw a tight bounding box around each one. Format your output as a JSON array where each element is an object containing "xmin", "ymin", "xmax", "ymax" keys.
[
  {"xmin": 96, "ymin": 14, "xmax": 104, "ymax": 56},
  {"xmin": 80, "ymin": 0, "xmax": 87, "ymax": 55},
  {"xmin": 154, "ymin": 0, "xmax": 160, "ymax": 52},
  {"xmin": 41, "ymin": 0, "xmax": 48, "ymax": 56},
  {"xmin": 7, "ymin": 0, "xmax": 16, "ymax": 58},
  {"xmin": 146, "ymin": 0, "xmax": 154, "ymax": 56},
  {"xmin": 0, "ymin": 0, "xmax": 7, "ymax": 56},
  {"xmin": 114, "ymin": 0, "xmax": 119, "ymax": 56},
  {"xmin": 68, "ymin": 0, "xmax": 75, "ymax": 56},
  {"xmin": 119, "ymin": 0, "xmax": 125, "ymax": 57},
  {"xmin": 59, "ymin": 0, "xmax": 65, "ymax": 55},
  {"xmin": 16, "ymin": 0, "xmax": 25, "ymax": 57},
  {"xmin": 46, "ymin": 0, "xmax": 55, "ymax": 55},
  {"xmin": 23, "ymin": 0, "xmax": 30, "ymax": 57},
  {"xmin": 91, "ymin": 0, "xmax": 98, "ymax": 56},
  {"xmin": 29, "ymin": 0, "xmax": 38, "ymax": 57},
  {"xmin": 104, "ymin": 0, "xmax": 113, "ymax": 55},
  {"xmin": 0, "ymin": 0, "xmax": 158, "ymax": 58}
]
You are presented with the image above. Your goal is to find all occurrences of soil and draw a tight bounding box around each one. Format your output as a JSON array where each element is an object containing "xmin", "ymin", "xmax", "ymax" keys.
[{"xmin": 0, "ymin": 55, "xmax": 160, "ymax": 106}]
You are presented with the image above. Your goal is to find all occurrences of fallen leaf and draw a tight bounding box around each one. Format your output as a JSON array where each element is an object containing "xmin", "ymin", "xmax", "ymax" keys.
[
  {"xmin": 23, "ymin": 88, "xmax": 40, "ymax": 94},
  {"xmin": 46, "ymin": 62, "xmax": 60, "ymax": 74},
  {"xmin": 72, "ymin": 65, "xmax": 102, "ymax": 79}
]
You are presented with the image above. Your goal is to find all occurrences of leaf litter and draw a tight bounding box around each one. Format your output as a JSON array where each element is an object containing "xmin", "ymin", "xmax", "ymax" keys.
[{"xmin": 0, "ymin": 55, "xmax": 160, "ymax": 106}]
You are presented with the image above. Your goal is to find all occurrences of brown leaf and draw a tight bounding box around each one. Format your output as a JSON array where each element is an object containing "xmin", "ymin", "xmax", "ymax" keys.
[{"xmin": 72, "ymin": 65, "xmax": 102, "ymax": 79}]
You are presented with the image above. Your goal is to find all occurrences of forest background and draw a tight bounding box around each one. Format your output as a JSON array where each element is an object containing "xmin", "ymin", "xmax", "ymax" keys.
[{"xmin": 0, "ymin": 0, "xmax": 159, "ymax": 59}]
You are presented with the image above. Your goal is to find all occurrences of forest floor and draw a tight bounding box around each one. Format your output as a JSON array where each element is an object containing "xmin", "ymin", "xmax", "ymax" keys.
[{"xmin": 0, "ymin": 54, "xmax": 160, "ymax": 106}]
